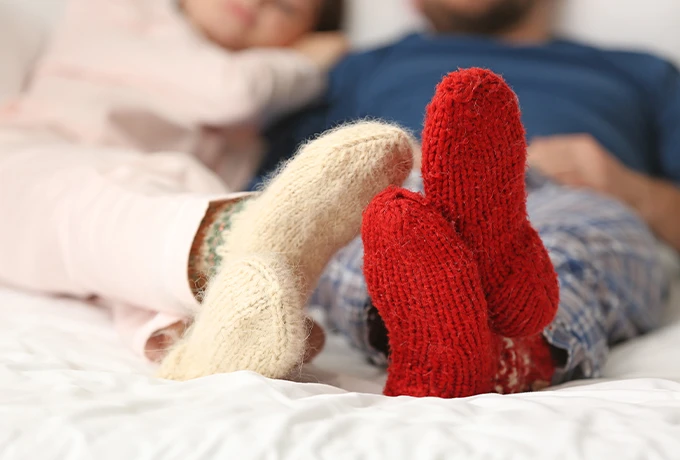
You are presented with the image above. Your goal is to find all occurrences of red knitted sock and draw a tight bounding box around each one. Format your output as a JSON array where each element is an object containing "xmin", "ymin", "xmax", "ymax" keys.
[
  {"xmin": 362, "ymin": 187, "xmax": 495, "ymax": 398},
  {"xmin": 421, "ymin": 68, "xmax": 559, "ymax": 338},
  {"xmin": 362, "ymin": 188, "xmax": 557, "ymax": 397},
  {"xmin": 362, "ymin": 68, "xmax": 559, "ymax": 398},
  {"xmin": 493, "ymin": 334, "xmax": 557, "ymax": 393}
]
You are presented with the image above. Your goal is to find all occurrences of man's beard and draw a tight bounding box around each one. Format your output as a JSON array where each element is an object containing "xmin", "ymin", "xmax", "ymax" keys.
[{"xmin": 421, "ymin": 0, "xmax": 538, "ymax": 35}]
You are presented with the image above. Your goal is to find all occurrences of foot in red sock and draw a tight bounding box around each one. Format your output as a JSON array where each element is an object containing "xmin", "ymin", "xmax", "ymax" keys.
[
  {"xmin": 421, "ymin": 68, "xmax": 559, "ymax": 338},
  {"xmin": 362, "ymin": 187, "xmax": 495, "ymax": 398},
  {"xmin": 362, "ymin": 68, "xmax": 560, "ymax": 398},
  {"xmin": 362, "ymin": 188, "xmax": 557, "ymax": 397},
  {"xmin": 493, "ymin": 335, "xmax": 557, "ymax": 394}
]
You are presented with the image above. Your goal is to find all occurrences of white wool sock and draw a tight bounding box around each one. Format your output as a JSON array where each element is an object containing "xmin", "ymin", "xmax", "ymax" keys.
[
  {"xmin": 157, "ymin": 122, "xmax": 415, "ymax": 381},
  {"xmin": 158, "ymin": 254, "xmax": 307, "ymax": 380}
]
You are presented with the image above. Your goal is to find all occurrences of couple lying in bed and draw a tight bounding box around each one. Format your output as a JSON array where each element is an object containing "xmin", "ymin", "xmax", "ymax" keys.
[{"xmin": 1, "ymin": 0, "xmax": 678, "ymax": 398}]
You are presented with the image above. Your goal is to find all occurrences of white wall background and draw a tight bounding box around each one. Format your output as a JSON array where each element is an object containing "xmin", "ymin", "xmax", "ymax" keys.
[
  {"xmin": 3, "ymin": 0, "xmax": 680, "ymax": 60},
  {"xmin": 346, "ymin": 0, "xmax": 680, "ymax": 67},
  {"xmin": 556, "ymin": 0, "xmax": 680, "ymax": 65},
  {"xmin": 345, "ymin": 0, "xmax": 424, "ymax": 48},
  {"xmin": 2, "ymin": 0, "xmax": 680, "ymax": 102}
]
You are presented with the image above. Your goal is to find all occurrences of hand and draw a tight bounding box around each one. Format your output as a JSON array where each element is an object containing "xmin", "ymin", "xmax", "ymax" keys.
[
  {"xmin": 529, "ymin": 136, "xmax": 680, "ymax": 251},
  {"xmin": 292, "ymin": 32, "xmax": 350, "ymax": 71},
  {"xmin": 528, "ymin": 134, "xmax": 632, "ymax": 196}
]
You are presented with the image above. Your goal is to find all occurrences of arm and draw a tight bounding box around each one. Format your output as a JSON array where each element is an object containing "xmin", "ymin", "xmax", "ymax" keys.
[
  {"xmin": 634, "ymin": 58, "xmax": 680, "ymax": 250},
  {"xmin": 229, "ymin": 32, "xmax": 350, "ymax": 126},
  {"xmin": 613, "ymin": 169, "xmax": 680, "ymax": 251},
  {"xmin": 45, "ymin": 0, "xmax": 335, "ymax": 128},
  {"xmin": 528, "ymin": 134, "xmax": 680, "ymax": 251},
  {"xmin": 191, "ymin": 33, "xmax": 349, "ymax": 127},
  {"xmin": 258, "ymin": 102, "xmax": 332, "ymax": 179},
  {"xmin": 529, "ymin": 59, "xmax": 680, "ymax": 251},
  {"xmin": 258, "ymin": 48, "xmax": 386, "ymax": 178},
  {"xmin": 192, "ymin": 47, "xmax": 326, "ymax": 126}
]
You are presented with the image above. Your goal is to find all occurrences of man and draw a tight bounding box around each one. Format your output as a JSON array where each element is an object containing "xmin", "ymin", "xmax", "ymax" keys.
[{"xmin": 260, "ymin": 0, "xmax": 680, "ymax": 393}]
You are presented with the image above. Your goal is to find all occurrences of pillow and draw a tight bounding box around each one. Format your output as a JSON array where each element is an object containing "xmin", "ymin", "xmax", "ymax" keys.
[
  {"xmin": 345, "ymin": 0, "xmax": 423, "ymax": 49},
  {"xmin": 0, "ymin": 0, "xmax": 65, "ymax": 103},
  {"xmin": 3, "ymin": 0, "xmax": 678, "ymax": 98}
]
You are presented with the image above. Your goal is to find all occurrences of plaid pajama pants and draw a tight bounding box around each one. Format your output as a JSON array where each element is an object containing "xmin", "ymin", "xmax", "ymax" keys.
[{"xmin": 310, "ymin": 171, "xmax": 671, "ymax": 384}]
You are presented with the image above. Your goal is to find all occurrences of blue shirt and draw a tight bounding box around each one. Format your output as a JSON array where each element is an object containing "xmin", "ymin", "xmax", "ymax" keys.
[{"xmin": 263, "ymin": 33, "xmax": 680, "ymax": 183}]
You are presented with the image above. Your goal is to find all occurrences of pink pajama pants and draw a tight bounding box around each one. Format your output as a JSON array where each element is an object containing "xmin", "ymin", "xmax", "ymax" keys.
[{"xmin": 0, "ymin": 127, "xmax": 244, "ymax": 358}]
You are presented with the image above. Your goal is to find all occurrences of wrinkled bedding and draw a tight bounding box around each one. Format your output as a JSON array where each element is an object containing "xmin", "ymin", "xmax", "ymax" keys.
[{"xmin": 1, "ymin": 249, "xmax": 679, "ymax": 460}]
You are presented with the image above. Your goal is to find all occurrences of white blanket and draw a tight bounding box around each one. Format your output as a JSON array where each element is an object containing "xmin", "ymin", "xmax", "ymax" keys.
[{"xmin": 1, "ymin": 251, "xmax": 680, "ymax": 460}]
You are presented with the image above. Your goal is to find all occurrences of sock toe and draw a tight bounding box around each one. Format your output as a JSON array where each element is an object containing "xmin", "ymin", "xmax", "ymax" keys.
[
  {"xmin": 222, "ymin": 121, "xmax": 416, "ymax": 296},
  {"xmin": 421, "ymin": 67, "xmax": 527, "ymax": 222},
  {"xmin": 362, "ymin": 186, "xmax": 494, "ymax": 398},
  {"xmin": 433, "ymin": 67, "xmax": 519, "ymax": 106},
  {"xmin": 419, "ymin": 68, "xmax": 559, "ymax": 339}
]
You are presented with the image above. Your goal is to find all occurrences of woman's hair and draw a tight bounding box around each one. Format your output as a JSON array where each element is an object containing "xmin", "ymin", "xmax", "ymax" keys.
[{"xmin": 316, "ymin": 0, "xmax": 345, "ymax": 32}]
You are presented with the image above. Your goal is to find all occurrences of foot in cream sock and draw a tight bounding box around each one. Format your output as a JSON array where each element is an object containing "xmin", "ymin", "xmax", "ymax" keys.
[{"xmin": 158, "ymin": 122, "xmax": 415, "ymax": 380}]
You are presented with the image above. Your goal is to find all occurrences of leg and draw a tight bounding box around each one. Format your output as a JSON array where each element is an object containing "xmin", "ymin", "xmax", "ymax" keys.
[
  {"xmin": 0, "ymin": 127, "xmax": 230, "ymax": 354},
  {"xmin": 421, "ymin": 69, "xmax": 559, "ymax": 338},
  {"xmin": 0, "ymin": 128, "xmax": 228, "ymax": 308},
  {"xmin": 318, "ymin": 70, "xmax": 663, "ymax": 395},
  {"xmin": 0, "ymin": 128, "xmax": 330, "ymax": 364},
  {"xmin": 316, "ymin": 178, "xmax": 667, "ymax": 392},
  {"xmin": 527, "ymin": 181, "xmax": 669, "ymax": 382},
  {"xmin": 157, "ymin": 122, "xmax": 415, "ymax": 381},
  {"xmin": 333, "ymin": 69, "xmax": 561, "ymax": 398},
  {"xmin": 363, "ymin": 187, "xmax": 495, "ymax": 397}
]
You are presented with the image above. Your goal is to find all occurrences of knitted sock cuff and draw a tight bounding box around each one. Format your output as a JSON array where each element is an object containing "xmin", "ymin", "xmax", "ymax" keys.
[{"xmin": 188, "ymin": 195, "xmax": 256, "ymax": 300}]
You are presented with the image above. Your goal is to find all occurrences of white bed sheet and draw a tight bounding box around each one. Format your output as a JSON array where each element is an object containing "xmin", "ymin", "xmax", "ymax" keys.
[{"xmin": 1, "ymin": 250, "xmax": 680, "ymax": 460}]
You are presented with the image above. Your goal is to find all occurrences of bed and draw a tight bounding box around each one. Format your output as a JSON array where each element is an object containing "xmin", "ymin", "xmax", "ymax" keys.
[
  {"xmin": 1, "ymin": 247, "xmax": 679, "ymax": 459},
  {"xmin": 2, "ymin": 1, "xmax": 680, "ymax": 458}
]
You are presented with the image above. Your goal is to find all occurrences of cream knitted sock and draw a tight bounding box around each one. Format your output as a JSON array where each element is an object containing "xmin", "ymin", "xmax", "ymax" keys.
[{"xmin": 157, "ymin": 122, "xmax": 415, "ymax": 380}]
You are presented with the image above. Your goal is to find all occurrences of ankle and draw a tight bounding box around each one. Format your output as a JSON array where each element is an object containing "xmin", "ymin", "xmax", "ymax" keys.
[
  {"xmin": 187, "ymin": 196, "xmax": 255, "ymax": 300},
  {"xmin": 481, "ymin": 225, "xmax": 544, "ymax": 277},
  {"xmin": 493, "ymin": 334, "xmax": 556, "ymax": 393}
]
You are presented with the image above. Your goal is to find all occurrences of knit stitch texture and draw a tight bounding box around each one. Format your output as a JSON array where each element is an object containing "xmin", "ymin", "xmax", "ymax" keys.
[
  {"xmin": 362, "ymin": 68, "xmax": 559, "ymax": 398},
  {"xmin": 421, "ymin": 68, "xmax": 559, "ymax": 339},
  {"xmin": 158, "ymin": 121, "xmax": 415, "ymax": 381}
]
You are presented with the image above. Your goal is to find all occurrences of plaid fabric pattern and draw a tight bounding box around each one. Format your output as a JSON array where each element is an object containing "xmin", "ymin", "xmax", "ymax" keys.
[{"xmin": 309, "ymin": 171, "xmax": 670, "ymax": 384}]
